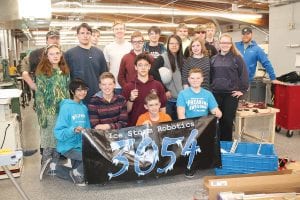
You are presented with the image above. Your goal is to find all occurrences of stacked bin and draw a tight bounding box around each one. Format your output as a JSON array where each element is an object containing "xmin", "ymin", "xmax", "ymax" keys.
[{"xmin": 274, "ymin": 84, "xmax": 300, "ymax": 137}]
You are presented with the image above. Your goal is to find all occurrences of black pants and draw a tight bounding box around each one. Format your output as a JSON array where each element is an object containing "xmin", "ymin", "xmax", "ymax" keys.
[{"xmin": 213, "ymin": 93, "xmax": 239, "ymax": 141}]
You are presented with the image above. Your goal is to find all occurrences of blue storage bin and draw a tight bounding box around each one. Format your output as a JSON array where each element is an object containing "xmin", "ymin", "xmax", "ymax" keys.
[{"xmin": 215, "ymin": 141, "xmax": 278, "ymax": 175}]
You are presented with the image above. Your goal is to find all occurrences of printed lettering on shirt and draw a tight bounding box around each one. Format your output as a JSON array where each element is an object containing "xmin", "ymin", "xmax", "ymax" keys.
[{"xmin": 187, "ymin": 98, "xmax": 208, "ymax": 112}]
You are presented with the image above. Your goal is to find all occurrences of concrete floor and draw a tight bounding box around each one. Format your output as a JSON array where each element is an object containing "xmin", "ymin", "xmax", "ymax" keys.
[{"xmin": 1, "ymin": 104, "xmax": 300, "ymax": 200}]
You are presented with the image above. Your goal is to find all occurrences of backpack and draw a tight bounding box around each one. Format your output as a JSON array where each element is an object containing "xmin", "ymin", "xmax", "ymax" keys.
[{"xmin": 276, "ymin": 71, "xmax": 299, "ymax": 83}]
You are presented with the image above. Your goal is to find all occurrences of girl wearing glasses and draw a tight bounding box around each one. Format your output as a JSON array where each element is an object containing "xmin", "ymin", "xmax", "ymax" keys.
[
  {"xmin": 210, "ymin": 33, "xmax": 249, "ymax": 141},
  {"xmin": 35, "ymin": 44, "xmax": 70, "ymax": 180}
]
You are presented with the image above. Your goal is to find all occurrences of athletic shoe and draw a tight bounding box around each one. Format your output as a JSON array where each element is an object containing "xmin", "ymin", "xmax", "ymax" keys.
[
  {"xmin": 40, "ymin": 158, "xmax": 51, "ymax": 181},
  {"xmin": 184, "ymin": 169, "xmax": 195, "ymax": 178},
  {"xmin": 69, "ymin": 170, "xmax": 86, "ymax": 186}
]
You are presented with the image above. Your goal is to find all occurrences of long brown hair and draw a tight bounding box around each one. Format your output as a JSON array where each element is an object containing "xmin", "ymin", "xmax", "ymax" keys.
[
  {"xmin": 35, "ymin": 44, "xmax": 69, "ymax": 77},
  {"xmin": 188, "ymin": 36, "xmax": 208, "ymax": 57}
]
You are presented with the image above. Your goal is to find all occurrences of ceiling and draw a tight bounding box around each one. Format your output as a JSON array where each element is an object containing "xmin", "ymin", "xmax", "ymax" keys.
[{"xmin": 0, "ymin": 0, "xmax": 298, "ymax": 45}]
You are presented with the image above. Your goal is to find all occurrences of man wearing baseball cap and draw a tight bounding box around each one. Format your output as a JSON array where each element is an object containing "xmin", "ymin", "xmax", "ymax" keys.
[
  {"xmin": 22, "ymin": 30, "xmax": 61, "ymax": 91},
  {"xmin": 235, "ymin": 26, "xmax": 281, "ymax": 84}
]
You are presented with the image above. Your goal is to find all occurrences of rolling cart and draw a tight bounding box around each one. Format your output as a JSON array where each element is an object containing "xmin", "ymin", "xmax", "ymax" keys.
[{"xmin": 274, "ymin": 83, "xmax": 300, "ymax": 137}]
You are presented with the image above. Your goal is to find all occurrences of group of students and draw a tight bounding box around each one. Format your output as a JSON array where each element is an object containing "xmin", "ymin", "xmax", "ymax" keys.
[{"xmin": 22, "ymin": 21, "xmax": 281, "ymax": 186}]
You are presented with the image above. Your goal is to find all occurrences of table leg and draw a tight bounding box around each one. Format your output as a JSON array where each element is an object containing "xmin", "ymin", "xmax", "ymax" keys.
[{"xmin": 1, "ymin": 166, "xmax": 30, "ymax": 200}]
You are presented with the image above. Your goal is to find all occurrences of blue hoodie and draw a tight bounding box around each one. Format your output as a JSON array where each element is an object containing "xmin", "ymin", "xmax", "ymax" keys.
[
  {"xmin": 54, "ymin": 99, "xmax": 91, "ymax": 154},
  {"xmin": 235, "ymin": 40, "xmax": 276, "ymax": 81}
]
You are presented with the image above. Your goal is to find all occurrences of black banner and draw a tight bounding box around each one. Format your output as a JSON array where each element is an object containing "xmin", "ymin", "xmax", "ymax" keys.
[{"xmin": 82, "ymin": 115, "xmax": 220, "ymax": 184}]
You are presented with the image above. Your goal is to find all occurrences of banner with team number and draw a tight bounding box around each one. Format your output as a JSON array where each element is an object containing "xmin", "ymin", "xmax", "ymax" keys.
[{"xmin": 82, "ymin": 115, "xmax": 220, "ymax": 184}]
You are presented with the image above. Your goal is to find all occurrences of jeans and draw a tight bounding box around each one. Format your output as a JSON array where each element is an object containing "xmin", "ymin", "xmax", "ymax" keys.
[
  {"xmin": 55, "ymin": 149, "xmax": 83, "ymax": 180},
  {"xmin": 166, "ymin": 98, "xmax": 178, "ymax": 120}
]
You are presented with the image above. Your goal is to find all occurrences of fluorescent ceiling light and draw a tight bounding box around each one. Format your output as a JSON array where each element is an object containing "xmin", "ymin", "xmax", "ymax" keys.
[
  {"xmin": 49, "ymin": 21, "xmax": 198, "ymax": 29},
  {"xmin": 18, "ymin": 0, "xmax": 51, "ymax": 19},
  {"xmin": 52, "ymin": 5, "xmax": 262, "ymax": 20}
]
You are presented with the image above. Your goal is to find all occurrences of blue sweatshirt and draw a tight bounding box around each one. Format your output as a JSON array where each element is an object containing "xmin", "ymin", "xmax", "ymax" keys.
[
  {"xmin": 235, "ymin": 40, "xmax": 276, "ymax": 81},
  {"xmin": 54, "ymin": 99, "xmax": 91, "ymax": 154}
]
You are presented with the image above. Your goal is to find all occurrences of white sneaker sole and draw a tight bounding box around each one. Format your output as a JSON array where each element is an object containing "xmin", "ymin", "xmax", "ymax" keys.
[{"xmin": 40, "ymin": 158, "xmax": 51, "ymax": 181}]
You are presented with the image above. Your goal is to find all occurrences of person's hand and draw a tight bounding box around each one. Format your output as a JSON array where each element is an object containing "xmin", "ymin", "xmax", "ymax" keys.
[
  {"xmin": 74, "ymin": 126, "xmax": 84, "ymax": 133},
  {"xmin": 231, "ymin": 91, "xmax": 243, "ymax": 98},
  {"xmin": 142, "ymin": 120, "xmax": 152, "ymax": 126},
  {"xmin": 165, "ymin": 91, "xmax": 172, "ymax": 100},
  {"xmin": 214, "ymin": 110, "xmax": 222, "ymax": 119},
  {"xmin": 95, "ymin": 124, "xmax": 111, "ymax": 130},
  {"xmin": 271, "ymin": 79, "xmax": 285, "ymax": 85},
  {"xmin": 130, "ymin": 89, "xmax": 139, "ymax": 102}
]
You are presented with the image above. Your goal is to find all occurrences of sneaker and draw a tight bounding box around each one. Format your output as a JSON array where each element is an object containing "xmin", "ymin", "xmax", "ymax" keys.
[
  {"xmin": 69, "ymin": 170, "xmax": 86, "ymax": 186},
  {"xmin": 40, "ymin": 158, "xmax": 51, "ymax": 181},
  {"xmin": 47, "ymin": 162, "xmax": 56, "ymax": 176},
  {"xmin": 184, "ymin": 169, "xmax": 195, "ymax": 178}
]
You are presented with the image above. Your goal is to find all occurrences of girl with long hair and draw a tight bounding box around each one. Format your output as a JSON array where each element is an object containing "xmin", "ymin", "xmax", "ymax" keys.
[{"xmin": 35, "ymin": 44, "xmax": 70, "ymax": 180}]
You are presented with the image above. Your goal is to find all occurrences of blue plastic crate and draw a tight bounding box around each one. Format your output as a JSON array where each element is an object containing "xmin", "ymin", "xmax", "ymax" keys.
[{"xmin": 215, "ymin": 141, "xmax": 278, "ymax": 175}]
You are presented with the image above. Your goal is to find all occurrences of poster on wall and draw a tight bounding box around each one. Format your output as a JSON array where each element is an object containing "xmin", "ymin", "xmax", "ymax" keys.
[{"xmin": 82, "ymin": 115, "xmax": 220, "ymax": 184}]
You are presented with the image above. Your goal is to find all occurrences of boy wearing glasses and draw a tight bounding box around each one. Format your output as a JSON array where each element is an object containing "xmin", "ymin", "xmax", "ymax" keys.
[
  {"xmin": 118, "ymin": 31, "xmax": 148, "ymax": 88},
  {"xmin": 122, "ymin": 53, "xmax": 167, "ymax": 126},
  {"xmin": 54, "ymin": 78, "xmax": 91, "ymax": 186}
]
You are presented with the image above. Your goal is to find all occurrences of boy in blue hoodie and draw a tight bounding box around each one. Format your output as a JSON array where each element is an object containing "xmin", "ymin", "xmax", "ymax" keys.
[{"xmin": 54, "ymin": 78, "xmax": 91, "ymax": 186}]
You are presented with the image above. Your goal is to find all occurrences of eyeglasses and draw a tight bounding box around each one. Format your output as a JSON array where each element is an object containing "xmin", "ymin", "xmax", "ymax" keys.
[
  {"xmin": 169, "ymin": 42, "xmax": 179, "ymax": 46},
  {"xmin": 219, "ymin": 42, "xmax": 232, "ymax": 45},
  {"xmin": 195, "ymin": 31, "xmax": 206, "ymax": 34},
  {"xmin": 131, "ymin": 41, "xmax": 144, "ymax": 45},
  {"xmin": 136, "ymin": 64, "xmax": 150, "ymax": 68}
]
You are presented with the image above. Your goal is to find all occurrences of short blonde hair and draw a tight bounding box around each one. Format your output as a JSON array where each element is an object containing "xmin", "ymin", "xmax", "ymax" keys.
[
  {"xmin": 131, "ymin": 31, "xmax": 144, "ymax": 41},
  {"xmin": 112, "ymin": 20, "xmax": 125, "ymax": 29},
  {"xmin": 188, "ymin": 68, "xmax": 203, "ymax": 77},
  {"xmin": 205, "ymin": 22, "xmax": 216, "ymax": 29},
  {"xmin": 99, "ymin": 72, "xmax": 115, "ymax": 84},
  {"xmin": 176, "ymin": 23, "xmax": 188, "ymax": 31}
]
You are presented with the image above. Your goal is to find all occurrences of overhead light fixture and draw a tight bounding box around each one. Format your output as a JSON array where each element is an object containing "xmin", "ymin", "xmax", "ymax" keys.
[
  {"xmin": 18, "ymin": 0, "xmax": 51, "ymax": 19},
  {"xmin": 51, "ymin": 4, "xmax": 262, "ymax": 21},
  {"xmin": 49, "ymin": 21, "xmax": 198, "ymax": 29}
]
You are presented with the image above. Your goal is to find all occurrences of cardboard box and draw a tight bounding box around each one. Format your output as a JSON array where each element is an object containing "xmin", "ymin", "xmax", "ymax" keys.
[{"xmin": 204, "ymin": 170, "xmax": 300, "ymax": 200}]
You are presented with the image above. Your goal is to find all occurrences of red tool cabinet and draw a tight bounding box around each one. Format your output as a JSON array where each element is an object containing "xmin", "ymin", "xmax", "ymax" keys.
[{"xmin": 274, "ymin": 83, "xmax": 300, "ymax": 137}]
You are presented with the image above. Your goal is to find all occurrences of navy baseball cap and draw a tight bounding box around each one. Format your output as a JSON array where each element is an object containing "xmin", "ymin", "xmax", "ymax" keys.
[{"xmin": 242, "ymin": 27, "xmax": 252, "ymax": 35}]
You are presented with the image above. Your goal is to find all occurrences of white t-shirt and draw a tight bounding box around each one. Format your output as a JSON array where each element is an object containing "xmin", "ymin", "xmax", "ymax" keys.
[{"xmin": 103, "ymin": 41, "xmax": 132, "ymax": 88}]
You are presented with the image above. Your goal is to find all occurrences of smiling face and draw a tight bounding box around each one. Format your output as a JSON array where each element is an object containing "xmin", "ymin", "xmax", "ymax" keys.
[
  {"xmin": 168, "ymin": 37, "xmax": 180, "ymax": 54},
  {"xmin": 176, "ymin": 28, "xmax": 189, "ymax": 40},
  {"xmin": 242, "ymin": 32, "xmax": 252, "ymax": 43},
  {"xmin": 73, "ymin": 87, "xmax": 88, "ymax": 102},
  {"xmin": 113, "ymin": 23, "xmax": 126, "ymax": 40},
  {"xmin": 188, "ymin": 72, "xmax": 203, "ymax": 89},
  {"xmin": 191, "ymin": 40, "xmax": 202, "ymax": 56},
  {"xmin": 99, "ymin": 77, "xmax": 115, "ymax": 97},
  {"xmin": 145, "ymin": 99, "xmax": 161, "ymax": 115},
  {"xmin": 219, "ymin": 35, "xmax": 232, "ymax": 54}
]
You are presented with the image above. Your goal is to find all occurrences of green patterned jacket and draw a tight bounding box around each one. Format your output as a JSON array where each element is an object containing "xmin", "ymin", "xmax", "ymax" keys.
[{"xmin": 35, "ymin": 69, "xmax": 70, "ymax": 128}]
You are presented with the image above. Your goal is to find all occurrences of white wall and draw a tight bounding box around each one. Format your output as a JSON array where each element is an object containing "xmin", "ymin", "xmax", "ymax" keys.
[{"xmin": 269, "ymin": 2, "xmax": 300, "ymax": 76}]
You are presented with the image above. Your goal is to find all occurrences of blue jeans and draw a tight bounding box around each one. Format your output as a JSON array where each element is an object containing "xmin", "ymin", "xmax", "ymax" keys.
[
  {"xmin": 56, "ymin": 149, "xmax": 83, "ymax": 180},
  {"xmin": 166, "ymin": 98, "xmax": 178, "ymax": 120}
]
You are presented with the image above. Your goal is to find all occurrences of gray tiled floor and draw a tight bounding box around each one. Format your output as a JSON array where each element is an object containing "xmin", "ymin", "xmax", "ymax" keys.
[{"xmin": 1, "ymin": 104, "xmax": 300, "ymax": 200}]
